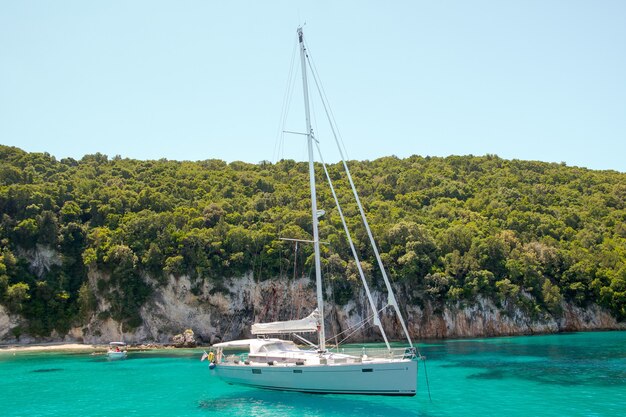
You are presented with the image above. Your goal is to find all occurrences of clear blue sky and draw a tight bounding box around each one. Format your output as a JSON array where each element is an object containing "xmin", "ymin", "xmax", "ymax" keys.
[{"xmin": 1, "ymin": 1, "xmax": 625, "ymax": 171}]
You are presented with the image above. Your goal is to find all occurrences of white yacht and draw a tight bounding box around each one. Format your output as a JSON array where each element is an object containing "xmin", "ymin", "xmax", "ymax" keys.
[{"xmin": 211, "ymin": 27, "xmax": 418, "ymax": 396}]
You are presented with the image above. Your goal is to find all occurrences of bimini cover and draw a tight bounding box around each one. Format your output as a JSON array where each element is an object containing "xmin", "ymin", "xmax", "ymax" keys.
[{"xmin": 251, "ymin": 309, "xmax": 320, "ymax": 335}]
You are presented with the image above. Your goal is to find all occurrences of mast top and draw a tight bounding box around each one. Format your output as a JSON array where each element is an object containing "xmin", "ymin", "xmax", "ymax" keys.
[{"xmin": 298, "ymin": 27, "xmax": 303, "ymax": 43}]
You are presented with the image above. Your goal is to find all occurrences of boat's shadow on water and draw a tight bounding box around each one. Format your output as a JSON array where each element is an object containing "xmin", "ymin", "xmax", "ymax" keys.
[{"xmin": 197, "ymin": 389, "xmax": 431, "ymax": 417}]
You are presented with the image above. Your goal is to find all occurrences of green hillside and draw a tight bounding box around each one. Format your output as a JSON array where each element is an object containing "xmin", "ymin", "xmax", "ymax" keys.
[{"xmin": 1, "ymin": 144, "xmax": 625, "ymax": 337}]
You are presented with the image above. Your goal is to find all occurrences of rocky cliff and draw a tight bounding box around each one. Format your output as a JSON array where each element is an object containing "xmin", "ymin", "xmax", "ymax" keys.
[{"xmin": 1, "ymin": 273, "xmax": 623, "ymax": 345}]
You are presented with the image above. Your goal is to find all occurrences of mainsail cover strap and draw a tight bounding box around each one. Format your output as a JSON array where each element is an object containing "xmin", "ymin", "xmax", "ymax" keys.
[{"xmin": 251, "ymin": 309, "xmax": 320, "ymax": 335}]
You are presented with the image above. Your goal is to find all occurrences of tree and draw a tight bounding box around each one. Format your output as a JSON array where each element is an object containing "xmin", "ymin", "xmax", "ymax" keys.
[
  {"xmin": 13, "ymin": 219, "xmax": 38, "ymax": 248},
  {"xmin": 6, "ymin": 282, "xmax": 30, "ymax": 313},
  {"xmin": 60, "ymin": 201, "xmax": 82, "ymax": 223},
  {"xmin": 495, "ymin": 278, "xmax": 520, "ymax": 302},
  {"xmin": 542, "ymin": 279, "xmax": 563, "ymax": 313}
]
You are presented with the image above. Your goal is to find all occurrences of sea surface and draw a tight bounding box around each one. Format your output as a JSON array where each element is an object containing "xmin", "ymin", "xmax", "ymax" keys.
[{"xmin": 1, "ymin": 331, "xmax": 625, "ymax": 417}]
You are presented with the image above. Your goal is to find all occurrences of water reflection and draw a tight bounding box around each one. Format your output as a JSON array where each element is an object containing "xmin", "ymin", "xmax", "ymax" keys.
[{"xmin": 198, "ymin": 389, "xmax": 428, "ymax": 417}]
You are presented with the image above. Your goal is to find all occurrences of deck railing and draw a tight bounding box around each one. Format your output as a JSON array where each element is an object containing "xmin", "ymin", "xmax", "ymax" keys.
[
  {"xmin": 219, "ymin": 346, "xmax": 416, "ymax": 364},
  {"xmin": 329, "ymin": 346, "xmax": 416, "ymax": 360}
]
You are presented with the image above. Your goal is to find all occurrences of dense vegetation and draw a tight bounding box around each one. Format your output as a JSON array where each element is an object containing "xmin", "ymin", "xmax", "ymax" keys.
[{"xmin": 1, "ymin": 144, "xmax": 625, "ymax": 337}]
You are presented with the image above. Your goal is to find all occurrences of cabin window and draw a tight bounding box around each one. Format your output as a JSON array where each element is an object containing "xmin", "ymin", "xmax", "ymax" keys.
[
  {"xmin": 261, "ymin": 342, "xmax": 300, "ymax": 352},
  {"xmin": 252, "ymin": 369, "xmax": 262, "ymax": 374},
  {"xmin": 362, "ymin": 368, "xmax": 373, "ymax": 373},
  {"xmin": 293, "ymin": 369, "xmax": 303, "ymax": 374}
]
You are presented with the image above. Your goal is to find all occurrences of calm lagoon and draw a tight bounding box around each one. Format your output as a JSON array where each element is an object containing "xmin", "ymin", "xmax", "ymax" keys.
[{"xmin": 1, "ymin": 331, "xmax": 625, "ymax": 416}]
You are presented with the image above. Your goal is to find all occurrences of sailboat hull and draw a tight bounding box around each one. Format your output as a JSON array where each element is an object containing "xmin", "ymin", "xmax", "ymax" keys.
[{"xmin": 213, "ymin": 359, "xmax": 417, "ymax": 396}]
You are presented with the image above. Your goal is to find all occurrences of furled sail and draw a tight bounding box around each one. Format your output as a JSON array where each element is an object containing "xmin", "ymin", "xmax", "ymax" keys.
[{"xmin": 251, "ymin": 309, "xmax": 320, "ymax": 335}]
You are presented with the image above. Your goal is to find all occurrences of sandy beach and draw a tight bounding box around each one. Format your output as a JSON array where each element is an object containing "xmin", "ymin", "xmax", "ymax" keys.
[
  {"xmin": 0, "ymin": 343, "xmax": 101, "ymax": 352},
  {"xmin": 0, "ymin": 342, "xmax": 202, "ymax": 353}
]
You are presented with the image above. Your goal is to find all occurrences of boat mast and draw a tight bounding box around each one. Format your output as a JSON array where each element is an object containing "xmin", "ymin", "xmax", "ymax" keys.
[{"xmin": 298, "ymin": 27, "xmax": 326, "ymax": 352}]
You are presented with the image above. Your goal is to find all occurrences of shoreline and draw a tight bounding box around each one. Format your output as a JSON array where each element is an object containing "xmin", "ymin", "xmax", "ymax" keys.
[
  {"xmin": 0, "ymin": 342, "xmax": 204, "ymax": 353},
  {"xmin": 0, "ymin": 343, "xmax": 100, "ymax": 353},
  {"xmin": 2, "ymin": 329, "xmax": 624, "ymax": 353}
]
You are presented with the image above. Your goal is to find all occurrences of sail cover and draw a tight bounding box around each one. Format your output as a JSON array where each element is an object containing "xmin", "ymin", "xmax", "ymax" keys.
[{"xmin": 251, "ymin": 309, "xmax": 320, "ymax": 335}]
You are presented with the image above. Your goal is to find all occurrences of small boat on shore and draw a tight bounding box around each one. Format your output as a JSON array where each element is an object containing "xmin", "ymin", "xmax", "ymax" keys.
[{"xmin": 107, "ymin": 342, "xmax": 127, "ymax": 360}]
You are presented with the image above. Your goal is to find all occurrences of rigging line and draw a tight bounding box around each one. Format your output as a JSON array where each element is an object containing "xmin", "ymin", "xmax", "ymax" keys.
[
  {"xmin": 333, "ymin": 314, "xmax": 377, "ymax": 347},
  {"xmin": 331, "ymin": 314, "xmax": 371, "ymax": 340},
  {"xmin": 289, "ymin": 241, "xmax": 298, "ymax": 320},
  {"xmin": 323, "ymin": 256, "xmax": 342, "ymax": 351},
  {"xmin": 279, "ymin": 239, "xmax": 284, "ymax": 279},
  {"xmin": 328, "ymin": 303, "xmax": 389, "ymax": 344},
  {"xmin": 303, "ymin": 40, "xmax": 350, "ymax": 160},
  {"xmin": 274, "ymin": 38, "xmax": 298, "ymax": 163},
  {"xmin": 284, "ymin": 45, "xmax": 301, "ymax": 159},
  {"xmin": 331, "ymin": 303, "xmax": 393, "ymax": 347},
  {"xmin": 306, "ymin": 55, "xmax": 350, "ymax": 171},
  {"xmin": 422, "ymin": 355, "xmax": 433, "ymax": 401},
  {"xmin": 293, "ymin": 241, "xmax": 298, "ymax": 280},
  {"xmin": 314, "ymin": 140, "xmax": 391, "ymax": 350},
  {"xmin": 284, "ymin": 39, "xmax": 298, "ymax": 157},
  {"xmin": 223, "ymin": 313, "xmax": 239, "ymax": 343},
  {"xmin": 306, "ymin": 60, "xmax": 320, "ymax": 151},
  {"xmin": 307, "ymin": 50, "xmax": 414, "ymax": 348},
  {"xmin": 329, "ymin": 306, "xmax": 376, "ymax": 340},
  {"xmin": 330, "ymin": 314, "xmax": 372, "ymax": 342}
]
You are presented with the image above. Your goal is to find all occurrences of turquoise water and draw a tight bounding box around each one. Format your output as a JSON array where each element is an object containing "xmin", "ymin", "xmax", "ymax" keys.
[{"xmin": 1, "ymin": 331, "xmax": 625, "ymax": 416}]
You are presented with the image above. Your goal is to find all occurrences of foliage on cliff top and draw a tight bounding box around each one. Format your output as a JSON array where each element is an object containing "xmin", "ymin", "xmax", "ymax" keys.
[{"xmin": 1, "ymin": 144, "xmax": 625, "ymax": 335}]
